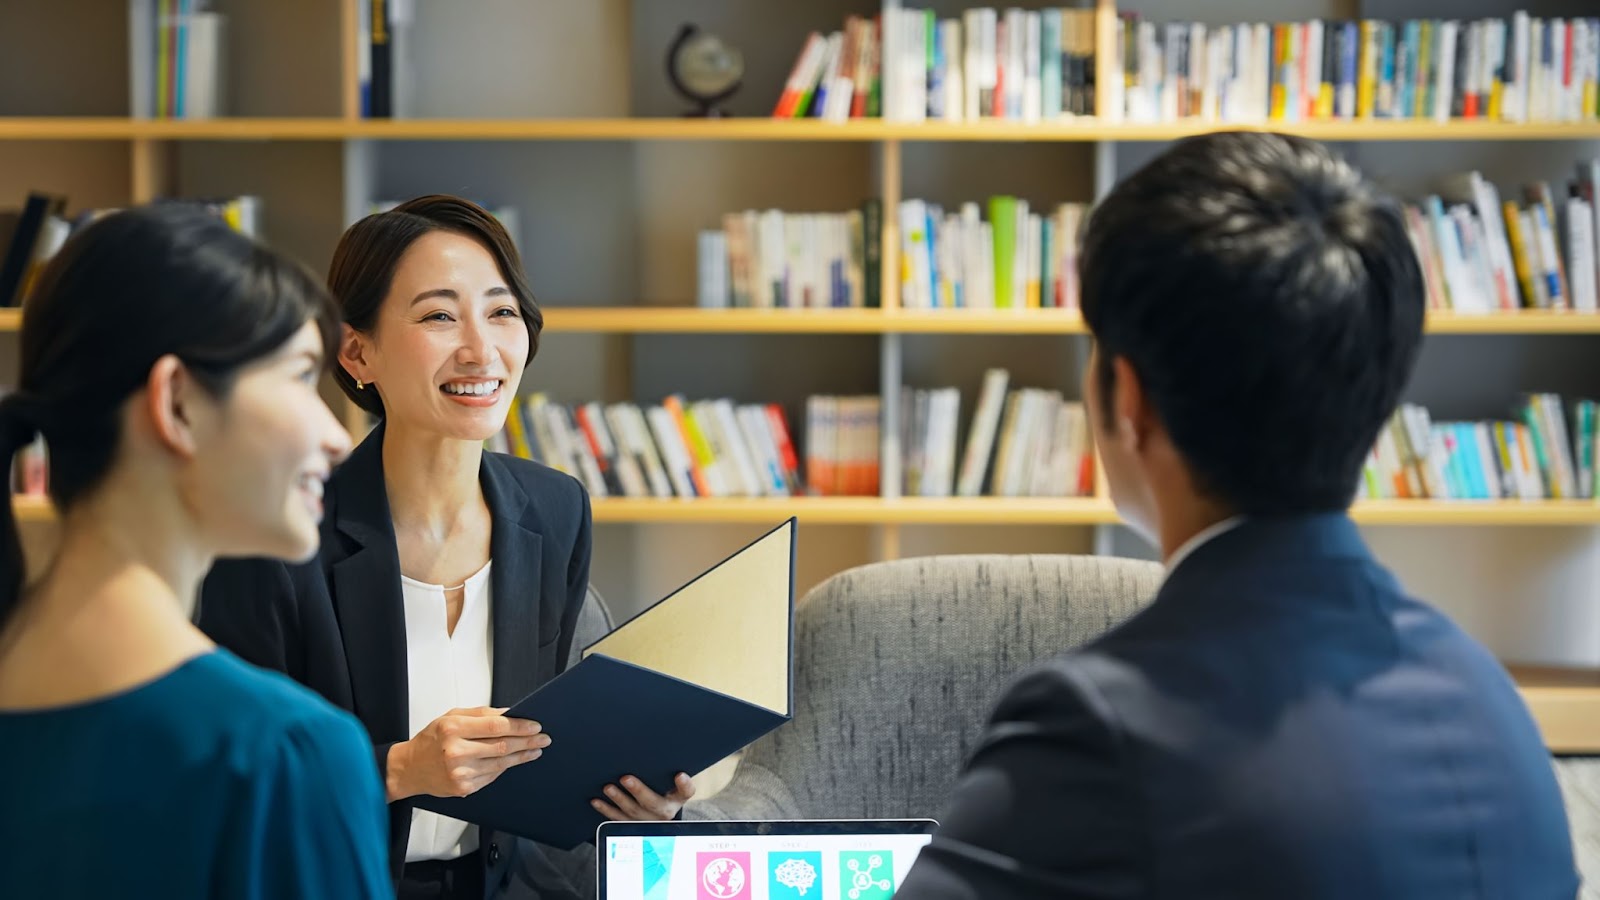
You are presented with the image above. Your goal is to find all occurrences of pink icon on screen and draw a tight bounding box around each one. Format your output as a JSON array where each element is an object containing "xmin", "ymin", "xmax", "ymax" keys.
[{"xmin": 697, "ymin": 852, "xmax": 751, "ymax": 900}]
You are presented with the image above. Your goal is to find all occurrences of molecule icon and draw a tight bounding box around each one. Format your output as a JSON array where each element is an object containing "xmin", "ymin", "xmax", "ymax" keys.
[
  {"xmin": 846, "ymin": 854, "xmax": 891, "ymax": 900},
  {"xmin": 773, "ymin": 857, "xmax": 818, "ymax": 895}
]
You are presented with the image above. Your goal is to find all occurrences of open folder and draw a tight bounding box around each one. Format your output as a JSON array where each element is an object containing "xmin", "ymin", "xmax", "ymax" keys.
[{"xmin": 414, "ymin": 518, "xmax": 797, "ymax": 850}]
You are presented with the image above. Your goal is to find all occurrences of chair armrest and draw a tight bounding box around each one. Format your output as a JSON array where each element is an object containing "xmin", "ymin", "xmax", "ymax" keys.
[{"xmin": 683, "ymin": 758, "xmax": 805, "ymax": 821}]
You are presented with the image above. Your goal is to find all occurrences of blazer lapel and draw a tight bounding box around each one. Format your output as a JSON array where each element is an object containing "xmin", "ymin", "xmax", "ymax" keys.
[
  {"xmin": 329, "ymin": 422, "xmax": 411, "ymax": 746},
  {"xmin": 482, "ymin": 455, "xmax": 544, "ymax": 707}
]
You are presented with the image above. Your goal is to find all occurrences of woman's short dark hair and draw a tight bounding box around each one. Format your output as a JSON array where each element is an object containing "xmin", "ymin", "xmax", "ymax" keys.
[
  {"xmin": 325, "ymin": 194, "xmax": 543, "ymax": 416},
  {"xmin": 0, "ymin": 204, "xmax": 339, "ymax": 626}
]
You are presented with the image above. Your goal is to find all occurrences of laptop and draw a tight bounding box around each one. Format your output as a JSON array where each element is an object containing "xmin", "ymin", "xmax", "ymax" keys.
[{"xmin": 598, "ymin": 818, "xmax": 939, "ymax": 899}]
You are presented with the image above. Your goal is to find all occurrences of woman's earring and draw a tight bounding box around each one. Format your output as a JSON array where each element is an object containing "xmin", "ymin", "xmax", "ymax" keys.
[{"xmin": 356, "ymin": 379, "xmax": 365, "ymax": 390}]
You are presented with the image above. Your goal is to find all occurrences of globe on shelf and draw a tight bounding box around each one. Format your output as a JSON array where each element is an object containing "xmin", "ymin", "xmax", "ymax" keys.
[{"xmin": 666, "ymin": 23, "xmax": 744, "ymax": 117}]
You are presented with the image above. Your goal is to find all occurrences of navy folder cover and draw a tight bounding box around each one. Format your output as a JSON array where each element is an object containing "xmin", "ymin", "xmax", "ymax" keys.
[{"xmin": 413, "ymin": 519, "xmax": 797, "ymax": 850}]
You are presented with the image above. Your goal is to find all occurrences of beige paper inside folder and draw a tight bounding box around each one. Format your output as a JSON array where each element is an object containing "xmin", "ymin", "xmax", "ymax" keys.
[{"xmin": 583, "ymin": 519, "xmax": 794, "ymax": 716}]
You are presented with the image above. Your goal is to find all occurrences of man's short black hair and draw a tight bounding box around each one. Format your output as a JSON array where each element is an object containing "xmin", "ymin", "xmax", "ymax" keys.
[{"xmin": 1080, "ymin": 131, "xmax": 1425, "ymax": 514}]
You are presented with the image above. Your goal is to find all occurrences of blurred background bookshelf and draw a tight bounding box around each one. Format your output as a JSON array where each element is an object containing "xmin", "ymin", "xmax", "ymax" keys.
[{"xmin": 1, "ymin": 0, "xmax": 1598, "ymax": 751}]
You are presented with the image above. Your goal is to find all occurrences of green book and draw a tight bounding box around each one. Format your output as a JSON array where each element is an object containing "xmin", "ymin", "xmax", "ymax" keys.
[{"xmin": 989, "ymin": 196, "xmax": 1017, "ymax": 308}]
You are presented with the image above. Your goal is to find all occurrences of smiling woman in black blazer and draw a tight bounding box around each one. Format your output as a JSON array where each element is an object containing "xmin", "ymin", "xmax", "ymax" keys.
[{"xmin": 199, "ymin": 195, "xmax": 693, "ymax": 900}]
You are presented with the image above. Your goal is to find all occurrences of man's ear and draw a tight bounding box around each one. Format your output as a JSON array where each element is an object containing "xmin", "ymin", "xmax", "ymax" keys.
[
  {"xmin": 1110, "ymin": 355, "xmax": 1151, "ymax": 452},
  {"xmin": 338, "ymin": 324, "xmax": 373, "ymax": 387},
  {"xmin": 144, "ymin": 354, "xmax": 200, "ymax": 460}
]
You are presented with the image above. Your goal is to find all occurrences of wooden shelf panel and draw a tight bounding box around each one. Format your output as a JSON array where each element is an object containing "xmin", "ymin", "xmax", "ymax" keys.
[
  {"xmin": 1509, "ymin": 666, "xmax": 1600, "ymax": 753},
  {"xmin": 589, "ymin": 497, "xmax": 1122, "ymax": 525},
  {"xmin": 2, "ymin": 307, "xmax": 1597, "ymax": 337},
  {"xmin": 538, "ymin": 307, "xmax": 1600, "ymax": 336},
  {"xmin": 1352, "ymin": 500, "xmax": 1600, "ymax": 526},
  {"xmin": 0, "ymin": 117, "xmax": 1597, "ymax": 143},
  {"xmin": 1425, "ymin": 310, "xmax": 1600, "ymax": 334},
  {"xmin": 15, "ymin": 496, "xmax": 1591, "ymax": 526},
  {"xmin": 541, "ymin": 307, "xmax": 1090, "ymax": 334},
  {"xmin": 583, "ymin": 498, "xmax": 1600, "ymax": 526}
]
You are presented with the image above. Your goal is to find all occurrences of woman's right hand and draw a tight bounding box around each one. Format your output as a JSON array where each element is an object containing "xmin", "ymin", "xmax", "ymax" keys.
[{"xmin": 385, "ymin": 706, "xmax": 550, "ymax": 802}]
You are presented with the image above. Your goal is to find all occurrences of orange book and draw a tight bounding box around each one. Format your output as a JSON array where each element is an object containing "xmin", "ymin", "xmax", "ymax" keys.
[{"xmin": 663, "ymin": 395, "xmax": 713, "ymax": 497}]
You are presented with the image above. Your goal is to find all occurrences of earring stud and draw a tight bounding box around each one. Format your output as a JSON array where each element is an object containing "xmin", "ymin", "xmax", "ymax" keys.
[{"xmin": 356, "ymin": 379, "xmax": 365, "ymax": 390}]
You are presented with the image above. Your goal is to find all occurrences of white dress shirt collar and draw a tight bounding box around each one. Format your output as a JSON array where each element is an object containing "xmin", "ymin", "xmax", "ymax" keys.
[{"xmin": 1163, "ymin": 516, "xmax": 1246, "ymax": 578}]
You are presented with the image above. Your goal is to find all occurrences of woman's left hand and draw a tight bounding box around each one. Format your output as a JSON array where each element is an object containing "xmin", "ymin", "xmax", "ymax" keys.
[{"xmin": 592, "ymin": 772, "xmax": 696, "ymax": 821}]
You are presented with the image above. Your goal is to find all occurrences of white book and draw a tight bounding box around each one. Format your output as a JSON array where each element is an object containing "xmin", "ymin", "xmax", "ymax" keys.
[
  {"xmin": 1435, "ymin": 21, "xmax": 1459, "ymax": 122},
  {"xmin": 183, "ymin": 11, "xmax": 227, "ymax": 119},
  {"xmin": 942, "ymin": 18, "xmax": 965, "ymax": 122},
  {"xmin": 1568, "ymin": 198, "xmax": 1597, "ymax": 311},
  {"xmin": 646, "ymin": 405, "xmax": 697, "ymax": 498},
  {"xmin": 609, "ymin": 404, "xmax": 672, "ymax": 499},
  {"xmin": 963, "ymin": 9, "xmax": 983, "ymax": 119},
  {"xmin": 129, "ymin": 0, "xmax": 157, "ymax": 118},
  {"xmin": 1023, "ymin": 11, "xmax": 1042, "ymax": 124},
  {"xmin": 1005, "ymin": 7, "xmax": 1026, "ymax": 118},
  {"xmin": 978, "ymin": 220, "xmax": 995, "ymax": 309},
  {"xmin": 712, "ymin": 399, "xmax": 764, "ymax": 498},
  {"xmin": 736, "ymin": 405, "xmax": 787, "ymax": 497},
  {"xmin": 1511, "ymin": 12, "xmax": 1531, "ymax": 123},
  {"xmin": 698, "ymin": 231, "xmax": 729, "ymax": 308}
]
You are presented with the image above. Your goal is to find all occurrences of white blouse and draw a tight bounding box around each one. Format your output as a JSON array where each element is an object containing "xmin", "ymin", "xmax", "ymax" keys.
[{"xmin": 400, "ymin": 559, "xmax": 494, "ymax": 863}]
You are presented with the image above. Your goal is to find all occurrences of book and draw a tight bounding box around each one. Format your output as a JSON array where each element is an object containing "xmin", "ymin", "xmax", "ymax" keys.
[{"xmin": 413, "ymin": 519, "xmax": 797, "ymax": 849}]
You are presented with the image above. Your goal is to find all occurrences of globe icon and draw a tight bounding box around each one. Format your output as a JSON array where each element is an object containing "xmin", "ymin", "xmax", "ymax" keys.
[
  {"xmin": 667, "ymin": 24, "xmax": 744, "ymax": 117},
  {"xmin": 676, "ymin": 33, "xmax": 744, "ymax": 97},
  {"xmin": 701, "ymin": 856, "xmax": 747, "ymax": 898}
]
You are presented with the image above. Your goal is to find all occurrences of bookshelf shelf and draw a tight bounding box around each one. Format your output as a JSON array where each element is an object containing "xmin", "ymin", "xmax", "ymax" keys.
[
  {"xmin": 587, "ymin": 497, "xmax": 1123, "ymax": 526},
  {"xmin": 540, "ymin": 308, "xmax": 1600, "ymax": 336},
  {"xmin": 1352, "ymin": 500, "xmax": 1600, "ymax": 526},
  {"xmin": 541, "ymin": 307, "xmax": 1091, "ymax": 334},
  {"xmin": 0, "ymin": 117, "xmax": 1597, "ymax": 144},
  {"xmin": 1424, "ymin": 311, "xmax": 1600, "ymax": 334},
  {"xmin": 13, "ymin": 496, "xmax": 1594, "ymax": 527},
  {"xmin": 574, "ymin": 497, "xmax": 1600, "ymax": 526},
  {"xmin": 1507, "ymin": 666, "xmax": 1600, "ymax": 753},
  {"xmin": 0, "ymin": 308, "xmax": 1593, "ymax": 337}
]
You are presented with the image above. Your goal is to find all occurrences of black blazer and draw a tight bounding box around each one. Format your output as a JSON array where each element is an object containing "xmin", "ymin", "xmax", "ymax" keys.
[
  {"xmin": 197, "ymin": 421, "xmax": 592, "ymax": 895},
  {"xmin": 896, "ymin": 513, "xmax": 1579, "ymax": 899}
]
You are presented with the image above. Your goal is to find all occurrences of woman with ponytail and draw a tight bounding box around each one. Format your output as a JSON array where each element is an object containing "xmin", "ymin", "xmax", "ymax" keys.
[{"xmin": 0, "ymin": 206, "xmax": 390, "ymax": 898}]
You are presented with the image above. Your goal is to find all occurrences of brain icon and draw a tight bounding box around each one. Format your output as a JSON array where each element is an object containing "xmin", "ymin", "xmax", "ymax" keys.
[{"xmin": 774, "ymin": 858, "xmax": 818, "ymax": 894}]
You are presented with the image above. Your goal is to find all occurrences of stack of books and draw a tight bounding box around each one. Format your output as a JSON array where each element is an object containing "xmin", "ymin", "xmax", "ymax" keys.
[
  {"xmin": 697, "ymin": 203, "xmax": 882, "ymax": 309},
  {"xmin": 1361, "ymin": 394, "xmax": 1597, "ymax": 501},
  {"xmin": 899, "ymin": 197, "xmax": 1088, "ymax": 309},
  {"xmin": 1113, "ymin": 11, "xmax": 1600, "ymax": 124}
]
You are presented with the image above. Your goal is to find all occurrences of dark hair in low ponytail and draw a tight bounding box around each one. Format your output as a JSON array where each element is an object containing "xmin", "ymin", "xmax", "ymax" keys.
[{"xmin": 0, "ymin": 205, "xmax": 339, "ymax": 629}]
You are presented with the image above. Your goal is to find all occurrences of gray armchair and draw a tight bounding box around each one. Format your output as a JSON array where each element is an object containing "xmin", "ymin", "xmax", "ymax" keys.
[{"xmin": 685, "ymin": 554, "xmax": 1160, "ymax": 821}]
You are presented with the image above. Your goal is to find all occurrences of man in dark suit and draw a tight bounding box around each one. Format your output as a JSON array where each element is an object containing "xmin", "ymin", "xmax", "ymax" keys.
[{"xmin": 895, "ymin": 132, "xmax": 1579, "ymax": 899}]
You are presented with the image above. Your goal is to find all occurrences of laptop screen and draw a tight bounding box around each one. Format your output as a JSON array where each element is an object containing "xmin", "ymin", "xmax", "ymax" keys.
[{"xmin": 598, "ymin": 819, "xmax": 938, "ymax": 900}]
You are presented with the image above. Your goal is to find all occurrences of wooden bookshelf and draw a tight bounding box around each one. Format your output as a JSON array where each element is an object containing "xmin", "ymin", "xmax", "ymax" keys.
[
  {"xmin": 3, "ymin": 0, "xmax": 1597, "ymax": 754},
  {"xmin": 0, "ymin": 117, "xmax": 1597, "ymax": 144},
  {"xmin": 1508, "ymin": 666, "xmax": 1600, "ymax": 753}
]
